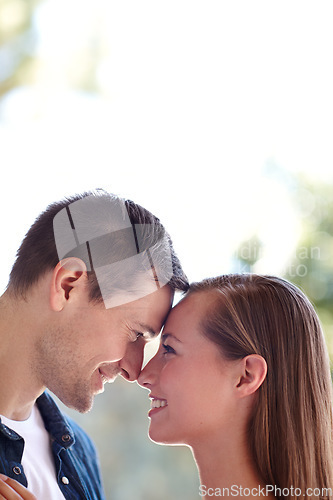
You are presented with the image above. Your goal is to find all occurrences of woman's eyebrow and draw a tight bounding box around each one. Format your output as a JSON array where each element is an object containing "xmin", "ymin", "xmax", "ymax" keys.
[{"xmin": 162, "ymin": 333, "xmax": 182, "ymax": 343}]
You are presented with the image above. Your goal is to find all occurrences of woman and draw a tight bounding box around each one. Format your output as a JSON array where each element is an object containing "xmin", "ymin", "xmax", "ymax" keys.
[
  {"xmin": 138, "ymin": 274, "xmax": 333, "ymax": 499},
  {"xmin": 2, "ymin": 274, "xmax": 333, "ymax": 499}
]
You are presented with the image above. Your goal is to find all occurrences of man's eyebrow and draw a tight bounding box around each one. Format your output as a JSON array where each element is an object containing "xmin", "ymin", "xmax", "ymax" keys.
[{"xmin": 136, "ymin": 323, "xmax": 158, "ymax": 339}]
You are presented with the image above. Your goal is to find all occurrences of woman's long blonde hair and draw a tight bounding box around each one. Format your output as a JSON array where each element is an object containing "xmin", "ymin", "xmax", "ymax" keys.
[{"xmin": 188, "ymin": 274, "xmax": 333, "ymax": 500}]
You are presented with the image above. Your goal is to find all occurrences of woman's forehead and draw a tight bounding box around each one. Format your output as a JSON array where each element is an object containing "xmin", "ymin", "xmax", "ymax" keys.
[{"xmin": 164, "ymin": 290, "xmax": 216, "ymax": 328}]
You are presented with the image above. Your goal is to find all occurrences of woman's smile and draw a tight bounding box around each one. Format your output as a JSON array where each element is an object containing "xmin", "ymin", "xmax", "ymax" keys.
[{"xmin": 148, "ymin": 397, "xmax": 168, "ymax": 417}]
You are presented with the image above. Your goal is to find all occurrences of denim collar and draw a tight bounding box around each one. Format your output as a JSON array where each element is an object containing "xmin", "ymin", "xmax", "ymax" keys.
[{"xmin": 36, "ymin": 392, "xmax": 75, "ymax": 449}]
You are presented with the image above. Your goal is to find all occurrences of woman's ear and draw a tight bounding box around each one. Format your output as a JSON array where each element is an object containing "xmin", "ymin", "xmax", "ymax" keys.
[
  {"xmin": 235, "ymin": 354, "xmax": 267, "ymax": 397},
  {"xmin": 49, "ymin": 258, "xmax": 88, "ymax": 312}
]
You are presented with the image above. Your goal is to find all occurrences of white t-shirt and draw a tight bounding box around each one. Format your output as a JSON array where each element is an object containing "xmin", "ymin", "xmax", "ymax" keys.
[{"xmin": 1, "ymin": 405, "xmax": 66, "ymax": 499}]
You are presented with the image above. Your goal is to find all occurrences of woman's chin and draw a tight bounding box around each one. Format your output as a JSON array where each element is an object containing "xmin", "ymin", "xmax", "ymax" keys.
[
  {"xmin": 148, "ymin": 432, "xmax": 169, "ymax": 445},
  {"xmin": 148, "ymin": 428, "xmax": 186, "ymax": 447}
]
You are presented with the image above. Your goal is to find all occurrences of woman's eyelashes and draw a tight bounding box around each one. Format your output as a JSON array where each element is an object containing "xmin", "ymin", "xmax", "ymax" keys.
[{"xmin": 162, "ymin": 343, "xmax": 176, "ymax": 356}]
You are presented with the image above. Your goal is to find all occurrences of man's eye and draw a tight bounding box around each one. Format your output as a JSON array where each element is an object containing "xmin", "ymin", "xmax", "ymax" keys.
[
  {"xmin": 162, "ymin": 343, "xmax": 176, "ymax": 355},
  {"xmin": 135, "ymin": 332, "xmax": 144, "ymax": 341}
]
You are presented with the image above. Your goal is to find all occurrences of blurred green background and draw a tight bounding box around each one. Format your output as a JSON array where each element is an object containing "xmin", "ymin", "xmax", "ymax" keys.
[{"xmin": 1, "ymin": 1, "xmax": 333, "ymax": 498}]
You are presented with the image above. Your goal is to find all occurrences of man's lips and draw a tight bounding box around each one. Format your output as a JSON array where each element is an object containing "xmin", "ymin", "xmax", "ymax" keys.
[{"xmin": 98, "ymin": 367, "xmax": 119, "ymax": 384}]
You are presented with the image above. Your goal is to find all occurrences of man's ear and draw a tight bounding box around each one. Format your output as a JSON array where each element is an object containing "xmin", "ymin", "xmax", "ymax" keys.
[
  {"xmin": 49, "ymin": 258, "xmax": 88, "ymax": 311},
  {"xmin": 235, "ymin": 354, "xmax": 267, "ymax": 398}
]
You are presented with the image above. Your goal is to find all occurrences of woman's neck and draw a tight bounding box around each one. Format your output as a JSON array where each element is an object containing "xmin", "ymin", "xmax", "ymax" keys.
[{"xmin": 191, "ymin": 434, "xmax": 272, "ymax": 500}]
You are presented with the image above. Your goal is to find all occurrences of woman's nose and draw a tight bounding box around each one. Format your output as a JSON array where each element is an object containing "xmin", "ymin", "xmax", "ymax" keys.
[{"xmin": 137, "ymin": 354, "xmax": 158, "ymax": 388}]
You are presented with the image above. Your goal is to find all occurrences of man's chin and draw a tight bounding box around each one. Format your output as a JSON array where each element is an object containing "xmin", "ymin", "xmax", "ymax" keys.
[{"xmin": 57, "ymin": 391, "xmax": 95, "ymax": 414}]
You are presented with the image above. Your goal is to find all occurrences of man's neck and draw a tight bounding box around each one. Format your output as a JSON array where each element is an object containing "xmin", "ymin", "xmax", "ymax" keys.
[{"xmin": 0, "ymin": 292, "xmax": 44, "ymax": 420}]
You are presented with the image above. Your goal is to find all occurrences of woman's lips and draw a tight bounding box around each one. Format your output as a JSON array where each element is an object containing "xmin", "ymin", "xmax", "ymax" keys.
[{"xmin": 148, "ymin": 396, "xmax": 168, "ymax": 417}]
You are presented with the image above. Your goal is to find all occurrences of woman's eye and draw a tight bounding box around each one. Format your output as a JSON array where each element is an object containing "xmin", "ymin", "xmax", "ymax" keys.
[
  {"xmin": 162, "ymin": 343, "xmax": 176, "ymax": 355},
  {"xmin": 133, "ymin": 332, "xmax": 143, "ymax": 341}
]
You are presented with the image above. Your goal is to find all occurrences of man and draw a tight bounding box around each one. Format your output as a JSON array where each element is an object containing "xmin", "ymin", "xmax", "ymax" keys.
[{"xmin": 0, "ymin": 190, "xmax": 188, "ymax": 499}]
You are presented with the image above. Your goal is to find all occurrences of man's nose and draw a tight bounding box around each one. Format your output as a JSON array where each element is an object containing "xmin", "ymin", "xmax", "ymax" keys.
[{"xmin": 119, "ymin": 340, "xmax": 145, "ymax": 382}]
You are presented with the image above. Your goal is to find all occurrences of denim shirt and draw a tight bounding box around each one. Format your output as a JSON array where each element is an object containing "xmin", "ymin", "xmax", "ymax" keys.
[{"xmin": 0, "ymin": 392, "xmax": 106, "ymax": 500}]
